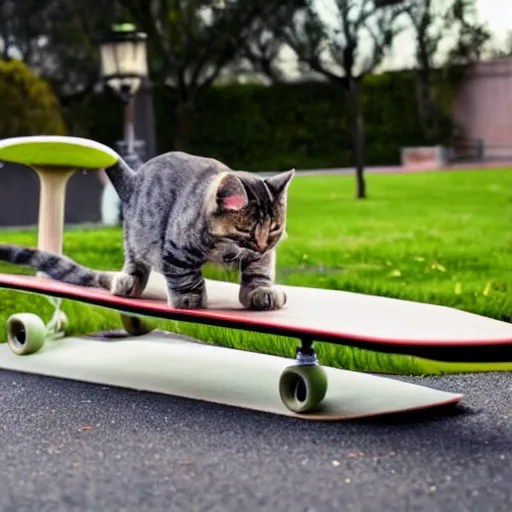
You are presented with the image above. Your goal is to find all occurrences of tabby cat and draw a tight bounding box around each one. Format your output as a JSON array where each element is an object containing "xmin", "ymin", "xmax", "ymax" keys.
[{"xmin": 0, "ymin": 151, "xmax": 294, "ymax": 310}]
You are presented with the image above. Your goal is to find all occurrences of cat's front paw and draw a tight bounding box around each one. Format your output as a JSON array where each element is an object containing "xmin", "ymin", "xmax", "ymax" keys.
[
  {"xmin": 242, "ymin": 286, "xmax": 287, "ymax": 311},
  {"xmin": 111, "ymin": 273, "xmax": 137, "ymax": 297},
  {"xmin": 167, "ymin": 291, "xmax": 207, "ymax": 310}
]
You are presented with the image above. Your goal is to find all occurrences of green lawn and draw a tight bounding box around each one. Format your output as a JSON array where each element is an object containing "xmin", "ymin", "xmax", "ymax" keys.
[{"xmin": 2, "ymin": 168, "xmax": 512, "ymax": 376}]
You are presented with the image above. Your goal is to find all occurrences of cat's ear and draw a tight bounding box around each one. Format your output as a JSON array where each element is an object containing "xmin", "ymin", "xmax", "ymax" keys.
[
  {"xmin": 216, "ymin": 174, "xmax": 248, "ymax": 211},
  {"xmin": 265, "ymin": 169, "xmax": 295, "ymax": 199}
]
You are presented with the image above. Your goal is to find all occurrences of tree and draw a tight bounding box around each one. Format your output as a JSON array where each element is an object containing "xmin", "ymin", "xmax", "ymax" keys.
[
  {"xmin": 0, "ymin": 0, "xmax": 117, "ymax": 97},
  {"xmin": 446, "ymin": 0, "xmax": 490, "ymax": 65},
  {"xmin": 404, "ymin": 0, "xmax": 490, "ymax": 142},
  {"xmin": 232, "ymin": 5, "xmax": 302, "ymax": 85},
  {"xmin": 0, "ymin": 0, "xmax": 48, "ymax": 61},
  {"xmin": 118, "ymin": 0, "xmax": 302, "ymax": 150},
  {"xmin": 222, "ymin": 19, "xmax": 287, "ymax": 84},
  {"xmin": 0, "ymin": 59, "xmax": 66, "ymax": 138},
  {"xmin": 216, "ymin": 2, "xmax": 310, "ymax": 86},
  {"xmin": 278, "ymin": 0, "xmax": 405, "ymax": 198},
  {"xmin": 1, "ymin": 0, "xmax": 298, "ymax": 154}
]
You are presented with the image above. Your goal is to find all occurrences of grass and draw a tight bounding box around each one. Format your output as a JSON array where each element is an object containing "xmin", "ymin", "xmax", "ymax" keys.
[{"xmin": 2, "ymin": 168, "xmax": 512, "ymax": 376}]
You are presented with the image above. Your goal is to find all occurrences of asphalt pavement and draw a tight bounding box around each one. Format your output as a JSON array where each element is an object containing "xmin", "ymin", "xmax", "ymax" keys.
[{"xmin": 1, "ymin": 369, "xmax": 511, "ymax": 512}]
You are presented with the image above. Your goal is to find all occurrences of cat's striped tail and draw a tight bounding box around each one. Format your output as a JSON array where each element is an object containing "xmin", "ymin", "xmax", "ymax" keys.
[
  {"xmin": 0, "ymin": 245, "xmax": 113, "ymax": 290},
  {"xmin": 105, "ymin": 157, "xmax": 136, "ymax": 202}
]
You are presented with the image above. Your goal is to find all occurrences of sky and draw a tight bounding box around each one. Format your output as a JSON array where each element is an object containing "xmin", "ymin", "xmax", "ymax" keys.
[
  {"xmin": 386, "ymin": 0, "xmax": 512, "ymax": 68},
  {"xmin": 477, "ymin": 0, "xmax": 512, "ymax": 41},
  {"xmin": 280, "ymin": 0, "xmax": 512, "ymax": 75}
]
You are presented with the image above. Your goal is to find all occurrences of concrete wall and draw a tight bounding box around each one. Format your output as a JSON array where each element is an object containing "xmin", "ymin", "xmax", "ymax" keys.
[
  {"xmin": 452, "ymin": 58, "xmax": 512, "ymax": 160},
  {"xmin": 0, "ymin": 162, "xmax": 104, "ymax": 228}
]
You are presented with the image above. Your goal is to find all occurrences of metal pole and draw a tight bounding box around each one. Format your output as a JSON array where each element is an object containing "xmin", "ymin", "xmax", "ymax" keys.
[
  {"xmin": 124, "ymin": 96, "xmax": 135, "ymax": 155},
  {"xmin": 119, "ymin": 91, "xmax": 143, "ymax": 171}
]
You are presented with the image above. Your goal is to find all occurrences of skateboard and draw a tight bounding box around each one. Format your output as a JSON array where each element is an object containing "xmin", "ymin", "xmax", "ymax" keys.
[
  {"xmin": 3, "ymin": 269, "xmax": 512, "ymax": 418},
  {"xmin": 0, "ymin": 135, "xmax": 497, "ymax": 419}
]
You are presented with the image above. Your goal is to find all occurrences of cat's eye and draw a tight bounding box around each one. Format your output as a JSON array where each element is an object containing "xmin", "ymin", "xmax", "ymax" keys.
[
  {"xmin": 270, "ymin": 222, "xmax": 281, "ymax": 233},
  {"xmin": 235, "ymin": 227, "xmax": 251, "ymax": 236}
]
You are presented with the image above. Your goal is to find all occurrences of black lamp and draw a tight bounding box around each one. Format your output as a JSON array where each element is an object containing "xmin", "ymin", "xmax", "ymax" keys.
[
  {"xmin": 99, "ymin": 23, "xmax": 148, "ymax": 103},
  {"xmin": 99, "ymin": 23, "xmax": 148, "ymax": 164}
]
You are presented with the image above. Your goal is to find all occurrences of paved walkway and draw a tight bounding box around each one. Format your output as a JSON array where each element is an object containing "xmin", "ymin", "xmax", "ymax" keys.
[
  {"xmin": 260, "ymin": 159, "xmax": 512, "ymax": 177},
  {"xmin": 1, "ymin": 369, "xmax": 511, "ymax": 512}
]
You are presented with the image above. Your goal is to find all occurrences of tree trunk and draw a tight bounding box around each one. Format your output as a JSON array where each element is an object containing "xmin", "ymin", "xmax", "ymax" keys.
[
  {"xmin": 415, "ymin": 29, "xmax": 439, "ymax": 143},
  {"xmin": 173, "ymin": 100, "xmax": 195, "ymax": 151},
  {"xmin": 416, "ymin": 67, "xmax": 439, "ymax": 142},
  {"xmin": 347, "ymin": 77, "xmax": 366, "ymax": 199}
]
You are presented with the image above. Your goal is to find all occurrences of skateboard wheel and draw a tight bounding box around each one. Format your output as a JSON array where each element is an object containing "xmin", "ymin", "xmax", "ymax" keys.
[
  {"xmin": 7, "ymin": 313, "xmax": 47, "ymax": 355},
  {"xmin": 279, "ymin": 364, "xmax": 328, "ymax": 413},
  {"xmin": 120, "ymin": 313, "xmax": 154, "ymax": 336}
]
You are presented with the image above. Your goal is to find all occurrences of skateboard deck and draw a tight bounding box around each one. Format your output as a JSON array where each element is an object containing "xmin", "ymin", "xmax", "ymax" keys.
[
  {"xmin": 1, "ymin": 272, "xmax": 512, "ymax": 363},
  {"xmin": 0, "ymin": 332, "xmax": 463, "ymax": 421}
]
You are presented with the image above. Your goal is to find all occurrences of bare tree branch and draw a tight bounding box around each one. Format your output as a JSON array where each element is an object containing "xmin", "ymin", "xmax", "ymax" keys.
[
  {"xmin": 403, "ymin": 0, "xmax": 490, "ymax": 141},
  {"xmin": 277, "ymin": 0, "xmax": 404, "ymax": 199}
]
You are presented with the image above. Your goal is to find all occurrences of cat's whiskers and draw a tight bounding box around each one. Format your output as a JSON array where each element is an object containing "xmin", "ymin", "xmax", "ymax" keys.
[{"xmin": 234, "ymin": 249, "xmax": 246, "ymax": 271}]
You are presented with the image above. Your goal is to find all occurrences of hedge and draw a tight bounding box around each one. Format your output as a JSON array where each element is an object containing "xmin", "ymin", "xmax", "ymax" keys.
[{"xmin": 63, "ymin": 69, "xmax": 454, "ymax": 171}]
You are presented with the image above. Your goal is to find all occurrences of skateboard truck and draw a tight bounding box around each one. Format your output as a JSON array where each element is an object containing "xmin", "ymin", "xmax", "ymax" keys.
[{"xmin": 295, "ymin": 336, "xmax": 319, "ymax": 366}]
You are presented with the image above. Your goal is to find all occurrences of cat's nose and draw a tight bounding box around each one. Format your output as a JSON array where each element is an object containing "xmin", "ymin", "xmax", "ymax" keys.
[
  {"xmin": 254, "ymin": 226, "xmax": 270, "ymax": 252},
  {"xmin": 256, "ymin": 240, "xmax": 268, "ymax": 252}
]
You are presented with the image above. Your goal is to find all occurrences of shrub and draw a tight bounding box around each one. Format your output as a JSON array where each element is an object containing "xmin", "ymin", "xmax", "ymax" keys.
[
  {"xmin": 0, "ymin": 60, "xmax": 66, "ymax": 139},
  {"xmin": 65, "ymin": 69, "xmax": 456, "ymax": 171}
]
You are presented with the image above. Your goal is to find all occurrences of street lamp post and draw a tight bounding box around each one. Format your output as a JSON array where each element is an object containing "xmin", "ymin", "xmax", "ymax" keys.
[
  {"xmin": 99, "ymin": 22, "xmax": 148, "ymax": 168},
  {"xmin": 98, "ymin": 23, "xmax": 148, "ymax": 224}
]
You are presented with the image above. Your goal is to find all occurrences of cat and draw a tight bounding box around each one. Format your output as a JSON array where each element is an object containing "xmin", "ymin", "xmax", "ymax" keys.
[{"xmin": 0, "ymin": 151, "xmax": 294, "ymax": 310}]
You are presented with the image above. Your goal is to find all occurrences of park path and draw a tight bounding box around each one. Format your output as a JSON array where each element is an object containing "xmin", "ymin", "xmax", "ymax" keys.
[
  {"xmin": 261, "ymin": 159, "xmax": 512, "ymax": 177},
  {"xmin": 1, "ymin": 369, "xmax": 511, "ymax": 512}
]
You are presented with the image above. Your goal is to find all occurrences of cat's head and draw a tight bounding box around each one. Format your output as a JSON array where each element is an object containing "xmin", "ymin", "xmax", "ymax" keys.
[{"xmin": 206, "ymin": 169, "xmax": 295, "ymax": 262}]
